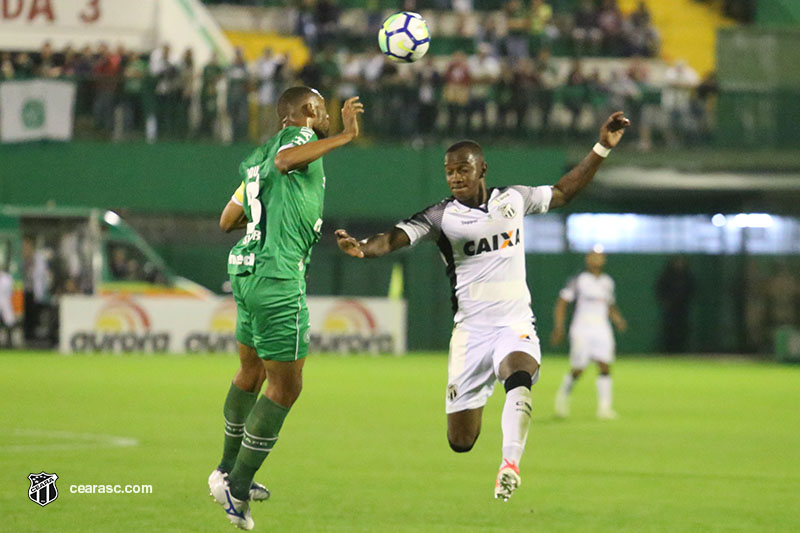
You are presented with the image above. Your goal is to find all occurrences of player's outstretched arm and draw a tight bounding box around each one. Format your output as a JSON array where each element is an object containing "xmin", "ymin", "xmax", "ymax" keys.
[
  {"xmin": 335, "ymin": 228, "xmax": 410, "ymax": 259},
  {"xmin": 609, "ymin": 304, "xmax": 628, "ymax": 332},
  {"xmin": 550, "ymin": 297, "xmax": 569, "ymax": 345},
  {"xmin": 549, "ymin": 111, "xmax": 630, "ymax": 209},
  {"xmin": 274, "ymin": 97, "xmax": 365, "ymax": 174}
]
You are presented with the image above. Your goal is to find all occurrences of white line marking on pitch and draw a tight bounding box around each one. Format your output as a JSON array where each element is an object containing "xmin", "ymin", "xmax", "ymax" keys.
[{"xmin": 1, "ymin": 429, "xmax": 139, "ymax": 452}]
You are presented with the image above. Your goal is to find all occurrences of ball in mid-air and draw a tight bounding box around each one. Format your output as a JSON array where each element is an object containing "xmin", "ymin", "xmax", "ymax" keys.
[{"xmin": 378, "ymin": 11, "xmax": 430, "ymax": 63}]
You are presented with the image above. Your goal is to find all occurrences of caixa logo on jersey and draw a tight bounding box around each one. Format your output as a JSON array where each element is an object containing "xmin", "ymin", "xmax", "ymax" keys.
[
  {"xmin": 309, "ymin": 300, "xmax": 394, "ymax": 354},
  {"xmin": 463, "ymin": 228, "xmax": 521, "ymax": 256},
  {"xmin": 185, "ymin": 299, "xmax": 238, "ymax": 353},
  {"xmin": 28, "ymin": 472, "xmax": 58, "ymax": 507},
  {"xmin": 69, "ymin": 298, "xmax": 169, "ymax": 353}
]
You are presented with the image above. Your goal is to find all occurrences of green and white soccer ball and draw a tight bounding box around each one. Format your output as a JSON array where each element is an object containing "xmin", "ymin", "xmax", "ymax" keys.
[{"xmin": 378, "ymin": 11, "xmax": 431, "ymax": 63}]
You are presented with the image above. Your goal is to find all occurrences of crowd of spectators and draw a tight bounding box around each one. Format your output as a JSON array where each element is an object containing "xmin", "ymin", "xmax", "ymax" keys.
[
  {"xmin": 0, "ymin": 41, "xmax": 716, "ymax": 149},
  {"xmin": 0, "ymin": 0, "xmax": 717, "ymax": 148},
  {"xmin": 282, "ymin": 0, "xmax": 660, "ymax": 59}
]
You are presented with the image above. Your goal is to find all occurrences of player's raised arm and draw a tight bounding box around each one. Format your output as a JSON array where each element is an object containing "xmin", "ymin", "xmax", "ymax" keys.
[
  {"xmin": 334, "ymin": 227, "xmax": 411, "ymax": 259},
  {"xmin": 549, "ymin": 111, "xmax": 630, "ymax": 210},
  {"xmin": 274, "ymin": 97, "xmax": 364, "ymax": 174}
]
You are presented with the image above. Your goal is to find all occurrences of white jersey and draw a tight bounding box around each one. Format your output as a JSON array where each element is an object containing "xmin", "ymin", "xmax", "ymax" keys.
[
  {"xmin": 559, "ymin": 271, "xmax": 615, "ymax": 329},
  {"xmin": 396, "ymin": 185, "xmax": 552, "ymax": 326},
  {"xmin": 0, "ymin": 271, "xmax": 14, "ymax": 327}
]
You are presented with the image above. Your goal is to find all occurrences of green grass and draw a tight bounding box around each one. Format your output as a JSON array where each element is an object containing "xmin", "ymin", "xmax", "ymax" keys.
[{"xmin": 2, "ymin": 352, "xmax": 799, "ymax": 532}]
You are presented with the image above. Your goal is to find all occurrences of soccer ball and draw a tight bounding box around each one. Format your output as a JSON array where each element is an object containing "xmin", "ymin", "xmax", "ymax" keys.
[{"xmin": 378, "ymin": 11, "xmax": 431, "ymax": 63}]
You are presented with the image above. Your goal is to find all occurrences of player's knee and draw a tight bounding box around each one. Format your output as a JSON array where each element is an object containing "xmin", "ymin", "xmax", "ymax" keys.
[
  {"xmin": 282, "ymin": 382, "xmax": 303, "ymax": 406},
  {"xmin": 500, "ymin": 351, "xmax": 539, "ymax": 379},
  {"xmin": 254, "ymin": 367, "xmax": 267, "ymax": 392},
  {"xmin": 598, "ymin": 363, "xmax": 611, "ymax": 375},
  {"xmin": 448, "ymin": 435, "xmax": 478, "ymax": 453},
  {"xmin": 266, "ymin": 375, "xmax": 303, "ymax": 407},
  {"xmin": 234, "ymin": 363, "xmax": 265, "ymax": 393}
]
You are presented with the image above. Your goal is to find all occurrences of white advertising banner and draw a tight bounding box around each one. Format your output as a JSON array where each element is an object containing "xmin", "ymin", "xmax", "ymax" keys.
[
  {"xmin": 0, "ymin": 79, "xmax": 75, "ymax": 142},
  {"xmin": 59, "ymin": 295, "xmax": 407, "ymax": 355},
  {"xmin": 0, "ymin": 0, "xmax": 157, "ymax": 52},
  {"xmin": 0, "ymin": 0, "xmax": 233, "ymax": 65}
]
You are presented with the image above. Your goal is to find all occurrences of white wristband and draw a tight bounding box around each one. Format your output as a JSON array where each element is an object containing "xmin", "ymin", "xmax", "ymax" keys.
[{"xmin": 593, "ymin": 143, "xmax": 611, "ymax": 158}]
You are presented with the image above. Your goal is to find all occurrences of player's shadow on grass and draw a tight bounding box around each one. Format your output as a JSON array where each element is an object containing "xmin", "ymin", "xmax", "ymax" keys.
[{"xmin": 537, "ymin": 415, "xmax": 615, "ymax": 425}]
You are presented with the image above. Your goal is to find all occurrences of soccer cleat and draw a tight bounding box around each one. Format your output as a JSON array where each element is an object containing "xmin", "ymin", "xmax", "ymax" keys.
[
  {"xmin": 248, "ymin": 480, "xmax": 270, "ymax": 502},
  {"xmin": 596, "ymin": 407, "xmax": 618, "ymax": 420},
  {"xmin": 209, "ymin": 473, "xmax": 254, "ymax": 530},
  {"xmin": 494, "ymin": 459, "xmax": 522, "ymax": 501},
  {"xmin": 208, "ymin": 469, "xmax": 228, "ymax": 505},
  {"xmin": 209, "ymin": 468, "xmax": 270, "ymax": 503},
  {"xmin": 554, "ymin": 390, "xmax": 570, "ymax": 418}
]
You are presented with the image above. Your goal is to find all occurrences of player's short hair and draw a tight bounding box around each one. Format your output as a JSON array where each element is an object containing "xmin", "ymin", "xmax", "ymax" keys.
[
  {"xmin": 277, "ymin": 86, "xmax": 320, "ymax": 120},
  {"xmin": 445, "ymin": 140, "xmax": 484, "ymax": 160}
]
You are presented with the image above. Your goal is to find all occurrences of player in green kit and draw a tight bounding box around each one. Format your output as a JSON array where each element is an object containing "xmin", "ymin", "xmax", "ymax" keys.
[{"xmin": 208, "ymin": 86, "xmax": 363, "ymax": 530}]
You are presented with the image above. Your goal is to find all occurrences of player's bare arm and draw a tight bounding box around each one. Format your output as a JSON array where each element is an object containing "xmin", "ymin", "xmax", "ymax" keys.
[
  {"xmin": 550, "ymin": 297, "xmax": 569, "ymax": 345},
  {"xmin": 219, "ymin": 200, "xmax": 248, "ymax": 233},
  {"xmin": 334, "ymin": 227, "xmax": 410, "ymax": 259},
  {"xmin": 274, "ymin": 97, "xmax": 364, "ymax": 174},
  {"xmin": 549, "ymin": 111, "xmax": 630, "ymax": 209},
  {"xmin": 609, "ymin": 304, "xmax": 628, "ymax": 332}
]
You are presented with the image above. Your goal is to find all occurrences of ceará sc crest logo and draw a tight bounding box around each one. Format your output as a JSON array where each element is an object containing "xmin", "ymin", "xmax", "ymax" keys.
[{"xmin": 28, "ymin": 472, "xmax": 59, "ymax": 507}]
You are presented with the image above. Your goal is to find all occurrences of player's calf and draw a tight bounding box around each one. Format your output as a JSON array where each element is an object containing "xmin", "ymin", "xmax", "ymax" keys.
[{"xmin": 555, "ymin": 368, "xmax": 582, "ymax": 418}]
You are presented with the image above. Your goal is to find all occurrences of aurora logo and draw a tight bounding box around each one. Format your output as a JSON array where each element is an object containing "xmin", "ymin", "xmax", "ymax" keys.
[
  {"xmin": 93, "ymin": 299, "xmax": 151, "ymax": 332},
  {"xmin": 310, "ymin": 299, "xmax": 394, "ymax": 354},
  {"xmin": 70, "ymin": 298, "xmax": 169, "ymax": 352},
  {"xmin": 185, "ymin": 299, "xmax": 237, "ymax": 353}
]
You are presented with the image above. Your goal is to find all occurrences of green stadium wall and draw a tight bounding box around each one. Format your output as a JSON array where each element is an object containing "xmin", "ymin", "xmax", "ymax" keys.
[
  {"xmin": 756, "ymin": 0, "xmax": 800, "ymax": 26},
  {"xmin": 0, "ymin": 141, "xmax": 565, "ymax": 218}
]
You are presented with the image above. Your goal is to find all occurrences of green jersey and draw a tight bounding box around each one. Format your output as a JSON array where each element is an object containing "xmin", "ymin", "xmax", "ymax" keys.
[{"xmin": 228, "ymin": 125, "xmax": 325, "ymax": 279}]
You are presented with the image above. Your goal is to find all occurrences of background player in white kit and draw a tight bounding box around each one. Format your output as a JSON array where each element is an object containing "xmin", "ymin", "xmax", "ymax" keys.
[
  {"xmin": 551, "ymin": 248, "xmax": 628, "ymax": 420},
  {"xmin": 335, "ymin": 112, "xmax": 629, "ymax": 501},
  {"xmin": 0, "ymin": 267, "xmax": 15, "ymax": 336}
]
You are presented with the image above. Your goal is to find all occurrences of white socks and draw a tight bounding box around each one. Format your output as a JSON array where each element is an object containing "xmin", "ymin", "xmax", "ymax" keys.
[
  {"xmin": 501, "ymin": 386, "xmax": 532, "ymax": 466},
  {"xmin": 560, "ymin": 373, "xmax": 575, "ymax": 395},
  {"xmin": 596, "ymin": 374, "xmax": 613, "ymax": 411}
]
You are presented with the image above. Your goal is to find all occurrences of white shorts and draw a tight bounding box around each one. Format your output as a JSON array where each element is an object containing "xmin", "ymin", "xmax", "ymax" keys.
[
  {"xmin": 569, "ymin": 324, "xmax": 615, "ymax": 370},
  {"xmin": 446, "ymin": 321, "xmax": 541, "ymax": 414}
]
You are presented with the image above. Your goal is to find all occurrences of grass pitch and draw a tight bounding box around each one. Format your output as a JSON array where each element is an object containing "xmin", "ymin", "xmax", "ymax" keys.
[{"xmin": 2, "ymin": 352, "xmax": 799, "ymax": 532}]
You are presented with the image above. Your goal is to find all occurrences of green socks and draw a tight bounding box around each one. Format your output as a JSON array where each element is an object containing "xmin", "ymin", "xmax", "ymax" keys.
[
  {"xmin": 218, "ymin": 383, "xmax": 258, "ymax": 473},
  {"xmin": 228, "ymin": 395, "xmax": 290, "ymax": 500}
]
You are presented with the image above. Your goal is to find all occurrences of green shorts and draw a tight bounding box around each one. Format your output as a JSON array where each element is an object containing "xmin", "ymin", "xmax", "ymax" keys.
[{"xmin": 230, "ymin": 274, "xmax": 310, "ymax": 361}]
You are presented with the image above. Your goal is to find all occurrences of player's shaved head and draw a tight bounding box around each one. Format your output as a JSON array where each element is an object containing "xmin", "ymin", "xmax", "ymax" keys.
[
  {"xmin": 276, "ymin": 86, "xmax": 331, "ymax": 137},
  {"xmin": 277, "ymin": 86, "xmax": 322, "ymax": 120},
  {"xmin": 446, "ymin": 140, "xmax": 484, "ymax": 161}
]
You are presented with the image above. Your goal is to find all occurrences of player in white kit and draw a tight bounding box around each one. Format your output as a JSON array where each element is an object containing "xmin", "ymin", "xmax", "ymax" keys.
[
  {"xmin": 0, "ymin": 269, "xmax": 15, "ymax": 328},
  {"xmin": 335, "ymin": 112, "xmax": 629, "ymax": 501},
  {"xmin": 551, "ymin": 248, "xmax": 627, "ymax": 419}
]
